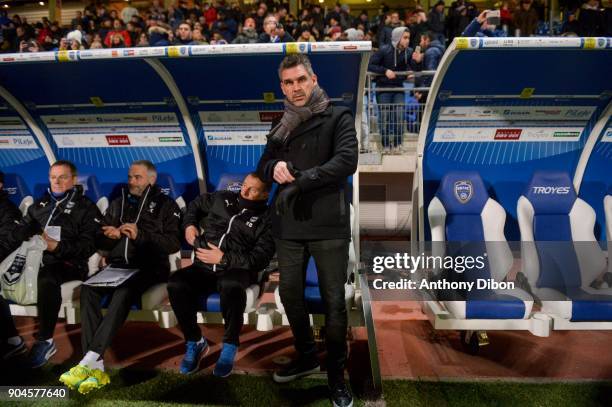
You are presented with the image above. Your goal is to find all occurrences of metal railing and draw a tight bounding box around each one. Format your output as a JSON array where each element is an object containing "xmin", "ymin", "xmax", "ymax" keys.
[{"xmin": 361, "ymin": 71, "xmax": 435, "ymax": 155}]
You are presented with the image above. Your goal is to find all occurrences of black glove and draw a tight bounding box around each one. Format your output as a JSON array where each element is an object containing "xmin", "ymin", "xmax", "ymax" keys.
[{"xmin": 275, "ymin": 183, "xmax": 300, "ymax": 216}]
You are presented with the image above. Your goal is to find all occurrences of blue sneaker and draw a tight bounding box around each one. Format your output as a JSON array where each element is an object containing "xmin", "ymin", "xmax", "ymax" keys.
[
  {"xmin": 179, "ymin": 339, "xmax": 209, "ymax": 375},
  {"xmin": 213, "ymin": 343, "xmax": 237, "ymax": 378},
  {"xmin": 29, "ymin": 340, "xmax": 57, "ymax": 368}
]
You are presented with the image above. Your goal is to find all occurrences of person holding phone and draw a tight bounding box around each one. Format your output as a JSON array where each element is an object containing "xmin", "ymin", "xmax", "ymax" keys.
[
  {"xmin": 461, "ymin": 9, "xmax": 507, "ymax": 37},
  {"xmin": 168, "ymin": 173, "xmax": 274, "ymax": 377}
]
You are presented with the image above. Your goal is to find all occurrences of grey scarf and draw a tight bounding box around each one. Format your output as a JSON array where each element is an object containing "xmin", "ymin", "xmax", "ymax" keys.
[{"xmin": 267, "ymin": 85, "xmax": 330, "ymax": 145}]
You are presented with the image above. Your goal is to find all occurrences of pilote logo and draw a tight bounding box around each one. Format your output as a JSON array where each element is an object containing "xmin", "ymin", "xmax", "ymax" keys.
[
  {"xmin": 494, "ymin": 129, "xmax": 522, "ymax": 140},
  {"xmin": 106, "ymin": 135, "xmax": 130, "ymax": 145},
  {"xmin": 259, "ymin": 111, "xmax": 283, "ymax": 122}
]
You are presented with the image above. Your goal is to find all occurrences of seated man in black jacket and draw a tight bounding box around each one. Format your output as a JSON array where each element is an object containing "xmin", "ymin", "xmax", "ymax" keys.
[
  {"xmin": 14, "ymin": 161, "xmax": 100, "ymax": 368},
  {"xmin": 168, "ymin": 173, "xmax": 274, "ymax": 377},
  {"xmin": 0, "ymin": 171, "xmax": 23, "ymax": 261},
  {"xmin": 59, "ymin": 160, "xmax": 182, "ymax": 394}
]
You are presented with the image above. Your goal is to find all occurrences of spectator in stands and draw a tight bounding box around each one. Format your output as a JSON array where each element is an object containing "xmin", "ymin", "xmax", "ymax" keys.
[
  {"xmin": 59, "ymin": 160, "xmax": 181, "ymax": 393},
  {"xmin": 168, "ymin": 173, "xmax": 274, "ymax": 376},
  {"xmin": 344, "ymin": 28, "xmax": 365, "ymax": 41},
  {"xmin": 232, "ymin": 17, "xmax": 258, "ymax": 44},
  {"xmin": 296, "ymin": 27, "xmax": 317, "ymax": 42},
  {"xmin": 513, "ymin": 0, "xmax": 539, "ymax": 36},
  {"xmin": 368, "ymin": 27, "xmax": 415, "ymax": 148},
  {"xmin": 71, "ymin": 11, "xmax": 84, "ymax": 30},
  {"xmin": 448, "ymin": 4, "xmax": 472, "ymax": 40},
  {"xmin": 257, "ymin": 54, "xmax": 357, "ymax": 407},
  {"xmin": 561, "ymin": 10, "xmax": 581, "ymax": 35},
  {"xmin": 121, "ymin": 1, "xmax": 139, "ymax": 25},
  {"xmin": 15, "ymin": 161, "xmax": 100, "ymax": 368},
  {"xmin": 409, "ymin": 10, "xmax": 430, "ymax": 49},
  {"xmin": 379, "ymin": 11, "xmax": 403, "ymax": 46},
  {"xmin": 579, "ymin": 0, "xmax": 606, "ymax": 36},
  {"xmin": 358, "ymin": 10, "xmax": 371, "ymax": 33},
  {"xmin": 0, "ymin": 171, "xmax": 23, "ymax": 261},
  {"xmin": 339, "ymin": 4, "xmax": 355, "ymax": 30},
  {"xmin": 19, "ymin": 39, "xmax": 39, "ymax": 53},
  {"xmin": 428, "ymin": 1, "xmax": 447, "ymax": 43},
  {"xmin": 414, "ymin": 31, "xmax": 445, "ymax": 72},
  {"xmin": 462, "ymin": 9, "xmax": 508, "ymax": 37},
  {"xmin": 500, "ymin": 0, "xmax": 514, "ymax": 29},
  {"xmin": 212, "ymin": 8, "xmax": 238, "ymax": 42},
  {"xmin": 104, "ymin": 19, "xmax": 132, "ymax": 48},
  {"xmin": 148, "ymin": 25, "xmax": 171, "ymax": 46},
  {"xmin": 192, "ymin": 28, "xmax": 208, "ymax": 44},
  {"xmin": 1, "ymin": 296, "xmax": 26, "ymax": 361},
  {"xmin": 258, "ymin": 14, "xmax": 294, "ymax": 43},
  {"xmin": 174, "ymin": 22, "xmax": 197, "ymax": 45},
  {"xmin": 136, "ymin": 32, "xmax": 150, "ymax": 47}
]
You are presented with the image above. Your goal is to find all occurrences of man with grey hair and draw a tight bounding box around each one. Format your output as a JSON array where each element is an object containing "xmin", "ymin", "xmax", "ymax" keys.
[
  {"xmin": 59, "ymin": 160, "xmax": 182, "ymax": 393},
  {"xmin": 257, "ymin": 14, "xmax": 294, "ymax": 43},
  {"xmin": 257, "ymin": 54, "xmax": 358, "ymax": 407}
]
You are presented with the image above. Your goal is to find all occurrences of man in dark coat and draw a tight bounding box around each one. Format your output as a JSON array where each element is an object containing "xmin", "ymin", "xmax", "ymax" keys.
[
  {"xmin": 59, "ymin": 160, "xmax": 182, "ymax": 394},
  {"xmin": 17, "ymin": 161, "xmax": 100, "ymax": 368},
  {"xmin": 0, "ymin": 171, "xmax": 23, "ymax": 261},
  {"xmin": 168, "ymin": 173, "xmax": 274, "ymax": 377},
  {"xmin": 257, "ymin": 54, "xmax": 358, "ymax": 407}
]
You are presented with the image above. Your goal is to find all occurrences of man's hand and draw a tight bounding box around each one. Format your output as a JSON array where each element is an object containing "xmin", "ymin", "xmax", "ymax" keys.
[
  {"xmin": 275, "ymin": 183, "xmax": 300, "ymax": 216},
  {"xmin": 385, "ymin": 69, "xmax": 397, "ymax": 80},
  {"xmin": 194, "ymin": 243, "xmax": 224, "ymax": 266},
  {"xmin": 412, "ymin": 51, "xmax": 423, "ymax": 63},
  {"xmin": 477, "ymin": 10, "xmax": 489, "ymax": 24},
  {"xmin": 185, "ymin": 225, "xmax": 199, "ymax": 246},
  {"xmin": 102, "ymin": 226, "xmax": 121, "ymax": 240},
  {"xmin": 119, "ymin": 223, "xmax": 139, "ymax": 240},
  {"xmin": 273, "ymin": 161, "xmax": 296, "ymax": 184},
  {"xmin": 42, "ymin": 232, "xmax": 59, "ymax": 252}
]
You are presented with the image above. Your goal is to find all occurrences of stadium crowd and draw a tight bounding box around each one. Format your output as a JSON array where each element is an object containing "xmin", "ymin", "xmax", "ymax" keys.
[{"xmin": 0, "ymin": 0, "xmax": 609, "ymax": 53}]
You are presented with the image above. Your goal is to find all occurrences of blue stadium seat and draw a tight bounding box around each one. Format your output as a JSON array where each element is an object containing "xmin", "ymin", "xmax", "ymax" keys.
[
  {"xmin": 518, "ymin": 171, "xmax": 610, "ymax": 322},
  {"xmin": 77, "ymin": 174, "xmax": 108, "ymax": 214},
  {"xmin": 2, "ymin": 173, "xmax": 33, "ymax": 215},
  {"xmin": 428, "ymin": 171, "xmax": 533, "ymax": 319},
  {"xmin": 157, "ymin": 173, "xmax": 187, "ymax": 212}
]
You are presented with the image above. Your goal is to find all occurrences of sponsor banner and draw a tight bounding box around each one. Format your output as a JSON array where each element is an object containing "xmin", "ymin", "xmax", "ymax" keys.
[
  {"xmin": 52, "ymin": 132, "xmax": 186, "ymax": 148},
  {"xmin": 433, "ymin": 127, "xmax": 583, "ymax": 142},
  {"xmin": 309, "ymin": 41, "xmax": 371, "ymax": 52},
  {"xmin": 0, "ymin": 117, "xmax": 27, "ymax": 129},
  {"xmin": 42, "ymin": 113, "xmax": 179, "ymax": 128},
  {"xmin": 0, "ymin": 52, "xmax": 56, "ymax": 64},
  {"xmin": 0, "ymin": 135, "xmax": 37, "ymax": 149},
  {"xmin": 199, "ymin": 111, "xmax": 283, "ymax": 123},
  {"xmin": 438, "ymin": 106, "xmax": 595, "ymax": 122},
  {"xmin": 202, "ymin": 125, "xmax": 269, "ymax": 146},
  {"xmin": 479, "ymin": 37, "xmax": 583, "ymax": 49}
]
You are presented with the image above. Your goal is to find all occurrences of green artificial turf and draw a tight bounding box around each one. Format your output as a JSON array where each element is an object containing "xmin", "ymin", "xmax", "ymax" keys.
[{"xmin": 2, "ymin": 363, "xmax": 612, "ymax": 407}]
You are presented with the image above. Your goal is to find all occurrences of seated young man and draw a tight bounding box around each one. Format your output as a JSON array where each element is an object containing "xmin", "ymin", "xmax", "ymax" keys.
[
  {"xmin": 168, "ymin": 173, "xmax": 274, "ymax": 376},
  {"xmin": 59, "ymin": 160, "xmax": 182, "ymax": 393}
]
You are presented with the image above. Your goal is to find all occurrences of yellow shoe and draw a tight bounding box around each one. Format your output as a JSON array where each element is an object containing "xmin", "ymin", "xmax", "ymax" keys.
[
  {"xmin": 59, "ymin": 365, "xmax": 92, "ymax": 390},
  {"xmin": 77, "ymin": 369, "xmax": 110, "ymax": 395}
]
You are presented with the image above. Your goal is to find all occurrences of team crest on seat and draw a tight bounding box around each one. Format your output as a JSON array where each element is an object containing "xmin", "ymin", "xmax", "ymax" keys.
[{"xmin": 454, "ymin": 180, "xmax": 473, "ymax": 204}]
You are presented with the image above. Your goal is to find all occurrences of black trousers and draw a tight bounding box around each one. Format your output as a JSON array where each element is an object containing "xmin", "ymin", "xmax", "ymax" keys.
[
  {"xmin": 1, "ymin": 295, "xmax": 18, "ymax": 340},
  {"xmin": 167, "ymin": 266, "xmax": 251, "ymax": 346},
  {"xmin": 80, "ymin": 271, "xmax": 164, "ymax": 355},
  {"xmin": 275, "ymin": 238, "xmax": 350, "ymax": 381},
  {"xmin": 37, "ymin": 262, "xmax": 83, "ymax": 340}
]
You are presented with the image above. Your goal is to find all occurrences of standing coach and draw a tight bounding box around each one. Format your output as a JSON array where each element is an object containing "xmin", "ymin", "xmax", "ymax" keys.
[{"xmin": 257, "ymin": 54, "xmax": 358, "ymax": 407}]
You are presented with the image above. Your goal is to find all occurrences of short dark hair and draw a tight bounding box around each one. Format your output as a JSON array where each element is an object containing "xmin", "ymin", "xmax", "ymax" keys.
[
  {"xmin": 278, "ymin": 54, "xmax": 315, "ymax": 80},
  {"xmin": 131, "ymin": 160, "xmax": 157, "ymax": 176},
  {"xmin": 51, "ymin": 160, "xmax": 77, "ymax": 176},
  {"xmin": 248, "ymin": 172, "xmax": 272, "ymax": 192},
  {"xmin": 424, "ymin": 31, "xmax": 437, "ymax": 41}
]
